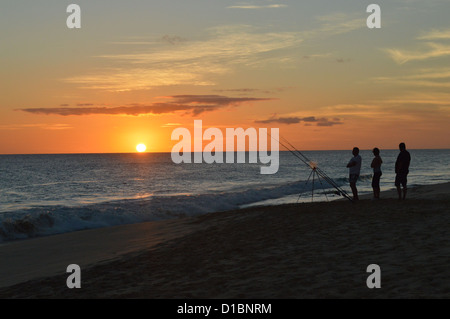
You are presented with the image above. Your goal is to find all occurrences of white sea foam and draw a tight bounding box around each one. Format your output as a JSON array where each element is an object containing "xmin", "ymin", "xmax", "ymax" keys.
[{"xmin": 0, "ymin": 180, "xmax": 320, "ymax": 241}]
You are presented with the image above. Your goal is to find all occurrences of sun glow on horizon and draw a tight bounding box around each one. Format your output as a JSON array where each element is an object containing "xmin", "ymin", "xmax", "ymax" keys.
[{"xmin": 136, "ymin": 144, "xmax": 147, "ymax": 153}]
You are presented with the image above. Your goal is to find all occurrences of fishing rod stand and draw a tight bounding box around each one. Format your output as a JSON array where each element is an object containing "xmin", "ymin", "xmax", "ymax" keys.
[{"xmin": 297, "ymin": 165, "xmax": 330, "ymax": 203}]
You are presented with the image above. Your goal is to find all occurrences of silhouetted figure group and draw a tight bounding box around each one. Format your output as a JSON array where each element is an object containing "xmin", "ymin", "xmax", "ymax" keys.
[{"xmin": 347, "ymin": 143, "xmax": 411, "ymax": 201}]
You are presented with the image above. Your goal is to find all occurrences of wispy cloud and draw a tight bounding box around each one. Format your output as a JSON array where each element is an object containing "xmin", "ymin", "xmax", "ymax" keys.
[
  {"xmin": 0, "ymin": 124, "xmax": 72, "ymax": 130},
  {"xmin": 373, "ymin": 67, "xmax": 450, "ymax": 88},
  {"xmin": 376, "ymin": 92, "xmax": 450, "ymax": 111},
  {"xmin": 255, "ymin": 115, "xmax": 343, "ymax": 126},
  {"xmin": 386, "ymin": 28, "xmax": 450, "ymax": 64},
  {"xmin": 385, "ymin": 43, "xmax": 450, "ymax": 64},
  {"xmin": 302, "ymin": 53, "xmax": 331, "ymax": 60},
  {"xmin": 313, "ymin": 12, "xmax": 364, "ymax": 37},
  {"xmin": 160, "ymin": 35, "xmax": 187, "ymax": 45},
  {"xmin": 213, "ymin": 87, "xmax": 294, "ymax": 95},
  {"xmin": 336, "ymin": 58, "xmax": 352, "ymax": 63},
  {"xmin": 18, "ymin": 95, "xmax": 275, "ymax": 117},
  {"xmin": 65, "ymin": 15, "xmax": 364, "ymax": 92},
  {"xmin": 418, "ymin": 29, "xmax": 450, "ymax": 40},
  {"xmin": 228, "ymin": 4, "xmax": 287, "ymax": 9},
  {"xmin": 66, "ymin": 25, "xmax": 304, "ymax": 91},
  {"xmin": 323, "ymin": 93, "xmax": 450, "ymax": 123},
  {"xmin": 214, "ymin": 88, "xmax": 265, "ymax": 94},
  {"xmin": 161, "ymin": 123, "xmax": 182, "ymax": 128},
  {"xmin": 169, "ymin": 95, "xmax": 273, "ymax": 105}
]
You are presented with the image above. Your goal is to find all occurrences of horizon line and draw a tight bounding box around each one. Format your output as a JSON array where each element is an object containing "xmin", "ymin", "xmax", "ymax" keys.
[{"xmin": 1, "ymin": 148, "xmax": 449, "ymax": 156}]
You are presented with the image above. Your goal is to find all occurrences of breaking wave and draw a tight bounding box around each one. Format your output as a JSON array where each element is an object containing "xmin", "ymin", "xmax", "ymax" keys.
[{"xmin": 0, "ymin": 179, "xmax": 345, "ymax": 242}]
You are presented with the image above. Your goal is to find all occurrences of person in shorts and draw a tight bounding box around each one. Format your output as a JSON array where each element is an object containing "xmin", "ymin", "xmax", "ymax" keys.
[
  {"xmin": 395, "ymin": 142, "xmax": 411, "ymax": 200},
  {"xmin": 346, "ymin": 147, "xmax": 362, "ymax": 201},
  {"xmin": 371, "ymin": 147, "xmax": 383, "ymax": 199}
]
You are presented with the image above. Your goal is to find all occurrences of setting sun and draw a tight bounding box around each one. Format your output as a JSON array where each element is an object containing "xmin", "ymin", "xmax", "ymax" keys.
[{"xmin": 136, "ymin": 144, "xmax": 147, "ymax": 153}]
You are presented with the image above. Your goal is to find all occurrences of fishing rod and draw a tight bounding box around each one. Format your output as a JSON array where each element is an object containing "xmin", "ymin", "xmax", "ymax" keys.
[
  {"xmin": 279, "ymin": 136, "xmax": 354, "ymax": 202},
  {"xmin": 278, "ymin": 136, "xmax": 351, "ymax": 197},
  {"xmin": 268, "ymin": 133, "xmax": 354, "ymax": 203}
]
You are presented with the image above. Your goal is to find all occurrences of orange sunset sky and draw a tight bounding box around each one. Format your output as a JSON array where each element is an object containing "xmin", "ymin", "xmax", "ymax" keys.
[{"xmin": 1, "ymin": 0, "xmax": 449, "ymax": 154}]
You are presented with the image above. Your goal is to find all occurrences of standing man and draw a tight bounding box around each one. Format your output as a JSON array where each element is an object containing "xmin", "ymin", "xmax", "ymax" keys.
[
  {"xmin": 371, "ymin": 147, "xmax": 383, "ymax": 199},
  {"xmin": 395, "ymin": 142, "xmax": 411, "ymax": 200},
  {"xmin": 347, "ymin": 147, "xmax": 362, "ymax": 201}
]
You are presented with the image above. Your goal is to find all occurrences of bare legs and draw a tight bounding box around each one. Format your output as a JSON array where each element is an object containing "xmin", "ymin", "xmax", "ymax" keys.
[
  {"xmin": 373, "ymin": 187, "xmax": 380, "ymax": 199},
  {"xmin": 371, "ymin": 172, "xmax": 382, "ymax": 200},
  {"xmin": 350, "ymin": 182, "xmax": 359, "ymax": 201},
  {"xmin": 397, "ymin": 186, "xmax": 407, "ymax": 200}
]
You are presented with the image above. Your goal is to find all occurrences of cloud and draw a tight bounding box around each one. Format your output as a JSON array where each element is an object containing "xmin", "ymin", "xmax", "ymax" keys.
[
  {"xmin": 170, "ymin": 95, "xmax": 273, "ymax": 105},
  {"xmin": 336, "ymin": 58, "xmax": 351, "ymax": 63},
  {"xmin": 110, "ymin": 41, "xmax": 158, "ymax": 45},
  {"xmin": 376, "ymin": 92, "xmax": 450, "ymax": 113},
  {"xmin": 255, "ymin": 115, "xmax": 343, "ymax": 126},
  {"xmin": 65, "ymin": 17, "xmax": 364, "ymax": 92},
  {"xmin": 322, "ymin": 95, "xmax": 450, "ymax": 124},
  {"xmin": 385, "ymin": 43, "xmax": 450, "ymax": 64},
  {"xmin": 418, "ymin": 29, "xmax": 450, "ymax": 40},
  {"xmin": 386, "ymin": 28, "xmax": 450, "ymax": 64},
  {"xmin": 316, "ymin": 118, "xmax": 344, "ymax": 126},
  {"xmin": 19, "ymin": 104, "xmax": 189, "ymax": 116},
  {"xmin": 313, "ymin": 12, "xmax": 364, "ymax": 37},
  {"xmin": 161, "ymin": 123, "xmax": 182, "ymax": 128},
  {"xmin": 227, "ymin": 4, "xmax": 287, "ymax": 9},
  {"xmin": 214, "ymin": 88, "xmax": 262, "ymax": 93},
  {"xmin": 66, "ymin": 25, "xmax": 304, "ymax": 91},
  {"xmin": 18, "ymin": 95, "xmax": 274, "ymax": 117},
  {"xmin": 373, "ymin": 67, "xmax": 450, "ymax": 89},
  {"xmin": 214, "ymin": 87, "xmax": 294, "ymax": 94},
  {"xmin": 160, "ymin": 35, "xmax": 186, "ymax": 45},
  {"xmin": 302, "ymin": 53, "xmax": 331, "ymax": 60},
  {"xmin": 0, "ymin": 124, "xmax": 72, "ymax": 130},
  {"xmin": 255, "ymin": 116, "xmax": 303, "ymax": 124}
]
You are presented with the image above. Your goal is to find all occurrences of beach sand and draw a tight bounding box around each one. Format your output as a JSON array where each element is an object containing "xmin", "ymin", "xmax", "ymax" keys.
[{"xmin": 0, "ymin": 183, "xmax": 449, "ymax": 299}]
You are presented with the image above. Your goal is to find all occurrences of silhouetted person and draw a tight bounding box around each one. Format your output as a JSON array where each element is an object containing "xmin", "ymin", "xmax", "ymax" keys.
[
  {"xmin": 347, "ymin": 147, "xmax": 362, "ymax": 201},
  {"xmin": 395, "ymin": 143, "xmax": 411, "ymax": 200},
  {"xmin": 371, "ymin": 147, "xmax": 383, "ymax": 199}
]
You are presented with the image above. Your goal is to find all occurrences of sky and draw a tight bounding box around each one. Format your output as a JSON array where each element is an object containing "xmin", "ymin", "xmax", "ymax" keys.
[{"xmin": 1, "ymin": 0, "xmax": 449, "ymax": 154}]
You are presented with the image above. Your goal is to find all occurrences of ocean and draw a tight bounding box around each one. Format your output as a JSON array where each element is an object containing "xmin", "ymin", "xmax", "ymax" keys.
[{"xmin": 1, "ymin": 149, "xmax": 449, "ymax": 242}]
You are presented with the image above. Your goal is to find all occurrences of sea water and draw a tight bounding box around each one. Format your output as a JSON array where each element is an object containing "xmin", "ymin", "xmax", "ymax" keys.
[{"xmin": 0, "ymin": 149, "xmax": 449, "ymax": 241}]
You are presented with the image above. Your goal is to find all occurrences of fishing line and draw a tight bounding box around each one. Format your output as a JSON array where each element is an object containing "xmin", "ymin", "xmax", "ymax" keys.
[{"xmin": 267, "ymin": 132, "xmax": 353, "ymax": 202}]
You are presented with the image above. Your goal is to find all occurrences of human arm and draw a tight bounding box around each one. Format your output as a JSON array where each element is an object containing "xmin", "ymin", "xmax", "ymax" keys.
[
  {"xmin": 371, "ymin": 157, "xmax": 381, "ymax": 168},
  {"xmin": 347, "ymin": 159, "xmax": 356, "ymax": 168}
]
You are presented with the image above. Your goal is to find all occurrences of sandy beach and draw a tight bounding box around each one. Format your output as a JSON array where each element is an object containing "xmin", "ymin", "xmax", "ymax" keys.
[{"xmin": 0, "ymin": 183, "xmax": 449, "ymax": 299}]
